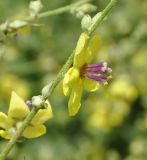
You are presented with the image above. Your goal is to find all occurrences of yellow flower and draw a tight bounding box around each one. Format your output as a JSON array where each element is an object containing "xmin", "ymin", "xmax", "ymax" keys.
[
  {"xmin": 0, "ymin": 91, "xmax": 53, "ymax": 139},
  {"xmin": 63, "ymin": 33, "xmax": 112, "ymax": 116},
  {"xmin": 0, "ymin": 74, "xmax": 29, "ymax": 101}
]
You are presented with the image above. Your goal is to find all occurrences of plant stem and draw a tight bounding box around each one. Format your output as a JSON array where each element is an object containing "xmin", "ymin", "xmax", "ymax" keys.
[
  {"xmin": 0, "ymin": 0, "xmax": 91, "ymax": 33},
  {"xmin": 0, "ymin": 0, "xmax": 117, "ymax": 159},
  {"xmin": 0, "ymin": 107, "xmax": 38, "ymax": 160},
  {"xmin": 88, "ymin": 0, "xmax": 117, "ymax": 35},
  {"xmin": 25, "ymin": 0, "xmax": 91, "ymax": 22},
  {"xmin": 42, "ymin": 52, "xmax": 74, "ymax": 100}
]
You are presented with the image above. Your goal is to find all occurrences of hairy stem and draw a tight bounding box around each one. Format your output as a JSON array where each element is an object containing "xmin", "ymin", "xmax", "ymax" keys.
[
  {"xmin": 0, "ymin": 0, "xmax": 91, "ymax": 34},
  {"xmin": 0, "ymin": 107, "xmax": 38, "ymax": 160},
  {"xmin": 0, "ymin": 0, "xmax": 117, "ymax": 159},
  {"xmin": 88, "ymin": 0, "xmax": 117, "ymax": 35},
  {"xmin": 25, "ymin": 0, "xmax": 91, "ymax": 22},
  {"xmin": 42, "ymin": 52, "xmax": 74, "ymax": 100}
]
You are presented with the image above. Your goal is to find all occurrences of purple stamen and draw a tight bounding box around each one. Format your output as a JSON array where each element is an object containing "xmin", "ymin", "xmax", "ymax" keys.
[
  {"xmin": 80, "ymin": 62, "xmax": 112, "ymax": 84},
  {"xmin": 87, "ymin": 62, "xmax": 107, "ymax": 68},
  {"xmin": 86, "ymin": 62, "xmax": 108, "ymax": 74},
  {"xmin": 87, "ymin": 75, "xmax": 107, "ymax": 83}
]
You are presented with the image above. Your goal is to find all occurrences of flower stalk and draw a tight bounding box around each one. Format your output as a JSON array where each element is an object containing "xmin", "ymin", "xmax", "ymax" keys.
[
  {"xmin": 88, "ymin": 0, "xmax": 118, "ymax": 36},
  {"xmin": 25, "ymin": 0, "xmax": 92, "ymax": 22},
  {"xmin": 0, "ymin": 0, "xmax": 117, "ymax": 159},
  {"xmin": 0, "ymin": 0, "xmax": 91, "ymax": 34},
  {"xmin": 0, "ymin": 107, "xmax": 38, "ymax": 160}
]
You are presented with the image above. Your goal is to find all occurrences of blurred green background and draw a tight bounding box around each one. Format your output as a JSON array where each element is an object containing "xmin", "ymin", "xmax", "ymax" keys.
[{"xmin": 0, "ymin": 0, "xmax": 147, "ymax": 159}]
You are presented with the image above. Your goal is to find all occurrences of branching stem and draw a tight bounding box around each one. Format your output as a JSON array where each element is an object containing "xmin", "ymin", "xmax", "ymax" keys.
[
  {"xmin": 0, "ymin": 0, "xmax": 117, "ymax": 159},
  {"xmin": 25, "ymin": 0, "xmax": 91, "ymax": 22}
]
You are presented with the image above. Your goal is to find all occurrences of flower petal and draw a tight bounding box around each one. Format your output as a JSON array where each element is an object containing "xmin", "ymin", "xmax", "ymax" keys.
[
  {"xmin": 74, "ymin": 33, "xmax": 89, "ymax": 68},
  {"xmin": 63, "ymin": 67, "xmax": 79, "ymax": 96},
  {"xmin": 8, "ymin": 91, "xmax": 30, "ymax": 120},
  {"xmin": 0, "ymin": 130, "xmax": 11, "ymax": 139},
  {"xmin": 31, "ymin": 100, "xmax": 53, "ymax": 126},
  {"xmin": 83, "ymin": 78, "xmax": 99, "ymax": 92},
  {"xmin": 22, "ymin": 124, "xmax": 46, "ymax": 139},
  {"xmin": 68, "ymin": 78, "xmax": 83, "ymax": 116},
  {"xmin": 85, "ymin": 35, "xmax": 101, "ymax": 64},
  {"xmin": 0, "ymin": 112, "xmax": 14, "ymax": 129}
]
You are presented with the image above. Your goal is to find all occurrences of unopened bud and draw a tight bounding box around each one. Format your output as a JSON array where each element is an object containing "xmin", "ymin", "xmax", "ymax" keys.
[
  {"xmin": 79, "ymin": 3, "xmax": 97, "ymax": 14},
  {"xmin": 9, "ymin": 20, "xmax": 28, "ymax": 30},
  {"xmin": 81, "ymin": 14, "xmax": 92, "ymax": 32},
  {"xmin": 88, "ymin": 12, "xmax": 107, "ymax": 31},
  {"xmin": 93, "ymin": 12, "xmax": 107, "ymax": 24},
  {"xmin": 32, "ymin": 95, "xmax": 44, "ymax": 108},
  {"xmin": 8, "ymin": 127, "xmax": 16, "ymax": 137},
  {"xmin": 0, "ymin": 20, "xmax": 28, "ymax": 34},
  {"xmin": 76, "ymin": 11, "xmax": 84, "ymax": 19},
  {"xmin": 41, "ymin": 82, "xmax": 52, "ymax": 99},
  {"xmin": 70, "ymin": 3, "xmax": 97, "ymax": 19},
  {"xmin": 29, "ymin": 0, "xmax": 43, "ymax": 17}
]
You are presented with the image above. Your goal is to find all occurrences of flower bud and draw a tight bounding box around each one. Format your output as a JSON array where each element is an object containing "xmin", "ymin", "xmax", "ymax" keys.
[
  {"xmin": 8, "ymin": 127, "xmax": 16, "ymax": 137},
  {"xmin": 70, "ymin": 3, "xmax": 97, "ymax": 19},
  {"xmin": 29, "ymin": 0, "xmax": 43, "ymax": 17},
  {"xmin": 0, "ymin": 20, "xmax": 28, "ymax": 34},
  {"xmin": 41, "ymin": 82, "xmax": 53, "ymax": 99},
  {"xmin": 32, "ymin": 95, "xmax": 44, "ymax": 108},
  {"xmin": 81, "ymin": 14, "xmax": 92, "ymax": 32},
  {"xmin": 88, "ymin": 12, "xmax": 107, "ymax": 31},
  {"xmin": 9, "ymin": 20, "xmax": 28, "ymax": 30},
  {"xmin": 78, "ymin": 3, "xmax": 97, "ymax": 14},
  {"xmin": 92, "ymin": 12, "xmax": 107, "ymax": 24}
]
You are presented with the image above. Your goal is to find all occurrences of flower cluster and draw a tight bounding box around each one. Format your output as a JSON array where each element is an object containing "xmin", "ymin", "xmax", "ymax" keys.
[{"xmin": 63, "ymin": 33, "xmax": 112, "ymax": 116}]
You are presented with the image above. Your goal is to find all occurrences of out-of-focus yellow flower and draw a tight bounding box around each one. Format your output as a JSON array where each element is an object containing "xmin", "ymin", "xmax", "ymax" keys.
[
  {"xmin": 0, "ymin": 74, "xmax": 29, "ymax": 100},
  {"xmin": 108, "ymin": 76, "xmax": 138, "ymax": 102},
  {"xmin": 63, "ymin": 33, "xmax": 112, "ymax": 116},
  {"xmin": 131, "ymin": 52, "xmax": 147, "ymax": 68},
  {"xmin": 0, "ymin": 91, "xmax": 53, "ymax": 139},
  {"xmin": 86, "ymin": 99, "xmax": 130, "ymax": 132}
]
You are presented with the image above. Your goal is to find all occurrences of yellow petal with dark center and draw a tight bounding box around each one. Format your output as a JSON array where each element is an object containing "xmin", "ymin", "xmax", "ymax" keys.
[
  {"xmin": 8, "ymin": 91, "xmax": 30, "ymax": 120},
  {"xmin": 0, "ymin": 112, "xmax": 14, "ymax": 129},
  {"xmin": 74, "ymin": 33, "xmax": 89, "ymax": 68},
  {"xmin": 63, "ymin": 67, "xmax": 79, "ymax": 96},
  {"xmin": 68, "ymin": 78, "xmax": 83, "ymax": 116},
  {"xmin": 23, "ymin": 124, "xmax": 46, "ymax": 139},
  {"xmin": 83, "ymin": 78, "xmax": 99, "ymax": 92},
  {"xmin": 0, "ymin": 130, "xmax": 11, "ymax": 139},
  {"xmin": 85, "ymin": 35, "xmax": 101, "ymax": 64},
  {"xmin": 31, "ymin": 100, "xmax": 53, "ymax": 126}
]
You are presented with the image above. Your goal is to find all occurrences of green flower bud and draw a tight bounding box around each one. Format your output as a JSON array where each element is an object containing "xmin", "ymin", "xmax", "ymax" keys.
[
  {"xmin": 88, "ymin": 12, "xmax": 107, "ymax": 31},
  {"xmin": 0, "ymin": 20, "xmax": 28, "ymax": 34},
  {"xmin": 78, "ymin": 3, "xmax": 97, "ymax": 14},
  {"xmin": 81, "ymin": 14, "xmax": 92, "ymax": 32},
  {"xmin": 41, "ymin": 83, "xmax": 52, "ymax": 99},
  {"xmin": 8, "ymin": 127, "xmax": 16, "ymax": 137},
  {"xmin": 93, "ymin": 12, "xmax": 107, "ymax": 24},
  {"xmin": 29, "ymin": 0, "xmax": 43, "ymax": 17},
  {"xmin": 9, "ymin": 20, "xmax": 28, "ymax": 30},
  {"xmin": 70, "ymin": 3, "xmax": 97, "ymax": 19}
]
